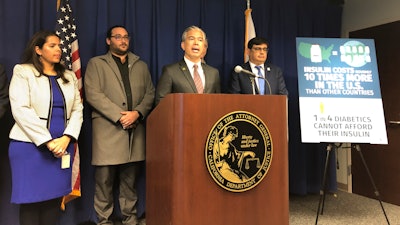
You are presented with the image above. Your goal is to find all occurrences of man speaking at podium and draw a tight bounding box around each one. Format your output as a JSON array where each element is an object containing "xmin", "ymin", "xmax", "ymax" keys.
[
  {"xmin": 229, "ymin": 37, "xmax": 288, "ymax": 95},
  {"xmin": 155, "ymin": 26, "xmax": 221, "ymax": 106}
]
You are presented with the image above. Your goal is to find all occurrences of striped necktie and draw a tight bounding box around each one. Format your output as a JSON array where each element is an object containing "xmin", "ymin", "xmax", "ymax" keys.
[{"xmin": 193, "ymin": 64, "xmax": 204, "ymax": 93}]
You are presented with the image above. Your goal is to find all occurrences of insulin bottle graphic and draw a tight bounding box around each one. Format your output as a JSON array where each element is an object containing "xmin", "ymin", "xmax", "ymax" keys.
[{"xmin": 310, "ymin": 44, "xmax": 322, "ymax": 63}]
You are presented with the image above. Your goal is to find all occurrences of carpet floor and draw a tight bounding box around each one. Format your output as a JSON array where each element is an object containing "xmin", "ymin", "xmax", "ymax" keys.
[{"xmin": 290, "ymin": 191, "xmax": 400, "ymax": 225}]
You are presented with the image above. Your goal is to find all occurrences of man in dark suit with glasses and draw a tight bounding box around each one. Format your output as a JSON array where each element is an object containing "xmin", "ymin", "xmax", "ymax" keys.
[{"xmin": 229, "ymin": 37, "xmax": 288, "ymax": 96}]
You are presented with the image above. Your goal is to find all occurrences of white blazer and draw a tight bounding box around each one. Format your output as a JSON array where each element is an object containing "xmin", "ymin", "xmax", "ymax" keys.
[{"xmin": 9, "ymin": 64, "xmax": 83, "ymax": 146}]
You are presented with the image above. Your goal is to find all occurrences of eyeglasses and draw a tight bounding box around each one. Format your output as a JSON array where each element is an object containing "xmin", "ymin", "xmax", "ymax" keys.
[
  {"xmin": 252, "ymin": 47, "xmax": 269, "ymax": 52},
  {"xmin": 110, "ymin": 35, "xmax": 131, "ymax": 41}
]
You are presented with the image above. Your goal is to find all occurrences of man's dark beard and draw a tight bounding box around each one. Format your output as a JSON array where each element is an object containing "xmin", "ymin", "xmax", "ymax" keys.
[{"xmin": 114, "ymin": 48, "xmax": 128, "ymax": 56}]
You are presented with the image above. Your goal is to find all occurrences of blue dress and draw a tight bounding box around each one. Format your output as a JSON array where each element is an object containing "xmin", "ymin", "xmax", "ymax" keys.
[{"xmin": 9, "ymin": 75, "xmax": 73, "ymax": 204}]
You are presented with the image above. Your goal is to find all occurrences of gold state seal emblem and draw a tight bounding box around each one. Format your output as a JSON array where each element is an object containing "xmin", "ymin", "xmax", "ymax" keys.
[{"xmin": 205, "ymin": 111, "xmax": 273, "ymax": 192}]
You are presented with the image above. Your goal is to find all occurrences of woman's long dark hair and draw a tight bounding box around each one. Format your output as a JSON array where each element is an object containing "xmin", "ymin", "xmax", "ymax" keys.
[{"xmin": 21, "ymin": 30, "xmax": 69, "ymax": 83}]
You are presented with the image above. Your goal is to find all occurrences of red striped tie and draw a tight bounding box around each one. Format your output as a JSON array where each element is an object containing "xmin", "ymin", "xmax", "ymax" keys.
[{"xmin": 193, "ymin": 64, "xmax": 204, "ymax": 93}]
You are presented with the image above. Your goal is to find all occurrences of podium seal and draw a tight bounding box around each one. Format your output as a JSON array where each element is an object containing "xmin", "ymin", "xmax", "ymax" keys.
[{"xmin": 205, "ymin": 111, "xmax": 273, "ymax": 192}]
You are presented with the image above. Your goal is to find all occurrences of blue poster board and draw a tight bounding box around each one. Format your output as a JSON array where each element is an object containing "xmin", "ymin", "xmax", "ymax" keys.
[{"xmin": 296, "ymin": 37, "xmax": 387, "ymax": 144}]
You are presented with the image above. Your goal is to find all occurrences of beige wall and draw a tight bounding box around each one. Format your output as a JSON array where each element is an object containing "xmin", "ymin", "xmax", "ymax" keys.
[
  {"xmin": 342, "ymin": 0, "xmax": 400, "ymax": 37},
  {"xmin": 337, "ymin": 0, "xmax": 400, "ymax": 191}
]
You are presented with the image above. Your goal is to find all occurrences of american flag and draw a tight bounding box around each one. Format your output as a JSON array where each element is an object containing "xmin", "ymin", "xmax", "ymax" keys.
[{"xmin": 55, "ymin": 0, "xmax": 82, "ymax": 210}]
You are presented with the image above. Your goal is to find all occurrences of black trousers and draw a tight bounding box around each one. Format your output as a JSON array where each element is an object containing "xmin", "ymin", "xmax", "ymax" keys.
[{"xmin": 19, "ymin": 198, "xmax": 61, "ymax": 225}]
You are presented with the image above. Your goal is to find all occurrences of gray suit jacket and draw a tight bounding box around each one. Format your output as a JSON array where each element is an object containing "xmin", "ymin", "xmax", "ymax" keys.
[
  {"xmin": 155, "ymin": 60, "xmax": 221, "ymax": 105},
  {"xmin": 84, "ymin": 51, "xmax": 155, "ymax": 165},
  {"xmin": 229, "ymin": 62, "xmax": 288, "ymax": 95}
]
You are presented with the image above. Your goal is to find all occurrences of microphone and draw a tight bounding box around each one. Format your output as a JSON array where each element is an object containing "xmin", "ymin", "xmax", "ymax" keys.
[
  {"xmin": 234, "ymin": 65, "xmax": 258, "ymax": 77},
  {"xmin": 234, "ymin": 65, "xmax": 272, "ymax": 95}
]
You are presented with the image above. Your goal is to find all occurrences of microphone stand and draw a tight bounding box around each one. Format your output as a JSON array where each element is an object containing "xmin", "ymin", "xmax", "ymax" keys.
[
  {"xmin": 235, "ymin": 66, "xmax": 272, "ymax": 95},
  {"xmin": 244, "ymin": 73, "xmax": 270, "ymax": 95},
  {"xmin": 250, "ymin": 77, "xmax": 256, "ymax": 95},
  {"xmin": 258, "ymin": 75, "xmax": 272, "ymax": 95}
]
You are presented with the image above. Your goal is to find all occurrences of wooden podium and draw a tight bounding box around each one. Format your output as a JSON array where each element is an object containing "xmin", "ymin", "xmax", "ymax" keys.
[{"xmin": 146, "ymin": 94, "xmax": 288, "ymax": 225}]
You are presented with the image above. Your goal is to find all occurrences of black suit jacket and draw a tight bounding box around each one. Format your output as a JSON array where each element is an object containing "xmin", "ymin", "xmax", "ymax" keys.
[
  {"xmin": 155, "ymin": 60, "xmax": 221, "ymax": 105},
  {"xmin": 228, "ymin": 62, "xmax": 288, "ymax": 95},
  {"xmin": 0, "ymin": 64, "xmax": 9, "ymax": 119}
]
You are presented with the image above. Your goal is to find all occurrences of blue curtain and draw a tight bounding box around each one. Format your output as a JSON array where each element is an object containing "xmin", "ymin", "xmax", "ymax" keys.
[{"xmin": 0, "ymin": 0, "xmax": 342, "ymax": 223}]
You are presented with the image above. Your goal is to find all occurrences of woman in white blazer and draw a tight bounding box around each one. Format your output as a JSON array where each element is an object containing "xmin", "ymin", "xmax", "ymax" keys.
[{"xmin": 8, "ymin": 30, "xmax": 83, "ymax": 225}]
